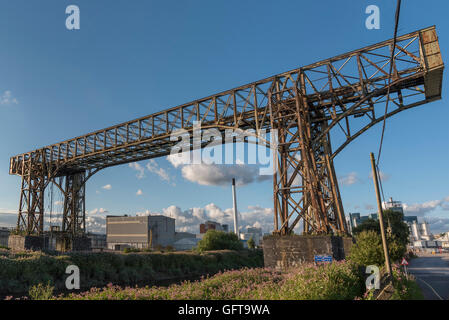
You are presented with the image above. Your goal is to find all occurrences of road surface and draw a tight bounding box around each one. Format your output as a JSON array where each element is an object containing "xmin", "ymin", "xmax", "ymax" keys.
[{"xmin": 408, "ymin": 252, "xmax": 449, "ymax": 300}]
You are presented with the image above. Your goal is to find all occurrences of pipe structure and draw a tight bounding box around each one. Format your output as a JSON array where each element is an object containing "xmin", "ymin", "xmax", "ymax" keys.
[{"xmin": 232, "ymin": 178, "xmax": 239, "ymax": 238}]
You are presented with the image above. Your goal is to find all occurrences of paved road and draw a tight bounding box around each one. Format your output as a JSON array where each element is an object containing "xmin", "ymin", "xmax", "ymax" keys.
[{"xmin": 408, "ymin": 252, "xmax": 449, "ymax": 300}]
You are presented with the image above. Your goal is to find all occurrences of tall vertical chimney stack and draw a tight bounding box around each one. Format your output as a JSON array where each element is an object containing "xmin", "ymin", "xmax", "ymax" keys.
[{"xmin": 232, "ymin": 178, "xmax": 239, "ymax": 238}]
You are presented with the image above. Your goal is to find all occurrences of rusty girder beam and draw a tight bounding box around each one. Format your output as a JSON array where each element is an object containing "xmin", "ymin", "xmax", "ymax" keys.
[{"xmin": 10, "ymin": 26, "xmax": 443, "ymax": 236}]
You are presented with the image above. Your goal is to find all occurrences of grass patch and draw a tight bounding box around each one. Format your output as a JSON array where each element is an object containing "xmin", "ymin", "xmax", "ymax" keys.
[
  {"xmin": 56, "ymin": 261, "xmax": 366, "ymax": 300},
  {"xmin": 0, "ymin": 249, "xmax": 263, "ymax": 296}
]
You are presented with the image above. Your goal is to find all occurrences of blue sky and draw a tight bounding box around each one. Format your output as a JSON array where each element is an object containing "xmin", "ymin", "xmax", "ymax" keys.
[{"xmin": 0, "ymin": 0, "xmax": 448, "ymax": 234}]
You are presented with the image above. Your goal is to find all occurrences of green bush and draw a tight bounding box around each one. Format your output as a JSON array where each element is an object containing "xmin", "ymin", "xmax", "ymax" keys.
[
  {"xmin": 28, "ymin": 282, "xmax": 54, "ymax": 300},
  {"xmin": 59, "ymin": 261, "xmax": 365, "ymax": 300},
  {"xmin": 349, "ymin": 230, "xmax": 407, "ymax": 266},
  {"xmin": 196, "ymin": 230, "xmax": 243, "ymax": 252},
  {"xmin": 247, "ymin": 237, "xmax": 255, "ymax": 249},
  {"xmin": 348, "ymin": 231, "xmax": 384, "ymax": 266},
  {"xmin": 0, "ymin": 249, "xmax": 263, "ymax": 296},
  {"xmin": 388, "ymin": 265, "xmax": 423, "ymax": 300},
  {"xmin": 272, "ymin": 262, "xmax": 365, "ymax": 300},
  {"xmin": 352, "ymin": 209, "xmax": 410, "ymax": 248}
]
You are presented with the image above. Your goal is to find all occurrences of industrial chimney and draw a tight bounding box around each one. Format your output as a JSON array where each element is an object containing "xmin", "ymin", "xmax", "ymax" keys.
[{"xmin": 232, "ymin": 178, "xmax": 239, "ymax": 238}]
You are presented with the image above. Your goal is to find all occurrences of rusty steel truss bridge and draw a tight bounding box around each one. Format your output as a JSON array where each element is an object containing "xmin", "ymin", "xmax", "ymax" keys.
[{"xmin": 9, "ymin": 26, "xmax": 443, "ymax": 237}]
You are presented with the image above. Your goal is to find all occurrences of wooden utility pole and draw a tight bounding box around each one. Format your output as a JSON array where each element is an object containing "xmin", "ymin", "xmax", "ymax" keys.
[{"xmin": 370, "ymin": 152, "xmax": 393, "ymax": 278}]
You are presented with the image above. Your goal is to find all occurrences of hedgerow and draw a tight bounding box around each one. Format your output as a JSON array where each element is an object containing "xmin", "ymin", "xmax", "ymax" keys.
[{"xmin": 0, "ymin": 249, "xmax": 263, "ymax": 296}]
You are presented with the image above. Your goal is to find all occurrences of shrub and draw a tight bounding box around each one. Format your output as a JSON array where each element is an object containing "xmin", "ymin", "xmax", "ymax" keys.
[
  {"xmin": 349, "ymin": 230, "xmax": 407, "ymax": 266},
  {"xmin": 59, "ymin": 261, "xmax": 365, "ymax": 300},
  {"xmin": 271, "ymin": 262, "xmax": 365, "ymax": 300},
  {"xmin": 389, "ymin": 267, "xmax": 424, "ymax": 300},
  {"xmin": 247, "ymin": 237, "xmax": 255, "ymax": 249},
  {"xmin": 349, "ymin": 230, "xmax": 385, "ymax": 266},
  {"xmin": 0, "ymin": 249, "xmax": 263, "ymax": 296},
  {"xmin": 28, "ymin": 282, "xmax": 54, "ymax": 300},
  {"xmin": 352, "ymin": 209, "xmax": 410, "ymax": 248},
  {"xmin": 196, "ymin": 230, "xmax": 243, "ymax": 252}
]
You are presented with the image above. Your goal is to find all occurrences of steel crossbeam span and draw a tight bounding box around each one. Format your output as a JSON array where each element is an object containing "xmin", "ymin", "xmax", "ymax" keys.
[{"xmin": 10, "ymin": 26, "xmax": 443, "ymax": 236}]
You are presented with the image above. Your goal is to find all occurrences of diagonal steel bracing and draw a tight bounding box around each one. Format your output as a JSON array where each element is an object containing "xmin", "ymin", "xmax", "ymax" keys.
[{"xmin": 10, "ymin": 26, "xmax": 443, "ymax": 236}]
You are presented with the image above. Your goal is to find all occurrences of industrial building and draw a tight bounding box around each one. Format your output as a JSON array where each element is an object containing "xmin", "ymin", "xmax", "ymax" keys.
[
  {"xmin": 86, "ymin": 233, "xmax": 107, "ymax": 250},
  {"xmin": 239, "ymin": 227, "xmax": 263, "ymax": 247},
  {"xmin": 346, "ymin": 197, "xmax": 449, "ymax": 251},
  {"xmin": 347, "ymin": 198, "xmax": 417, "ymax": 235},
  {"xmin": 106, "ymin": 215, "xmax": 196, "ymax": 251},
  {"xmin": 199, "ymin": 220, "xmax": 228, "ymax": 234},
  {"xmin": 0, "ymin": 227, "xmax": 10, "ymax": 247},
  {"xmin": 347, "ymin": 213, "xmax": 378, "ymax": 232}
]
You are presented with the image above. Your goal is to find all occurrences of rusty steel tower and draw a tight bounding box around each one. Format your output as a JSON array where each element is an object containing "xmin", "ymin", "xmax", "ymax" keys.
[{"xmin": 9, "ymin": 26, "xmax": 443, "ymax": 236}]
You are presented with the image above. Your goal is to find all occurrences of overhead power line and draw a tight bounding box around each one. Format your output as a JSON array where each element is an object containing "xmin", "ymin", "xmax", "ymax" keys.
[{"xmin": 377, "ymin": 0, "xmax": 402, "ymax": 167}]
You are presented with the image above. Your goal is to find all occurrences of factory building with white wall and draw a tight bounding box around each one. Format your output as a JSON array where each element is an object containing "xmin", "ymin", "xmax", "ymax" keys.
[
  {"xmin": 348, "ymin": 197, "xmax": 447, "ymax": 250},
  {"xmin": 106, "ymin": 215, "xmax": 196, "ymax": 251},
  {"xmin": 239, "ymin": 227, "xmax": 263, "ymax": 247}
]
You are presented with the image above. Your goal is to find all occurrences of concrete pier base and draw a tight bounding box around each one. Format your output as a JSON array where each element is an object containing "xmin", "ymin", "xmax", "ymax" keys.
[
  {"xmin": 54, "ymin": 234, "xmax": 92, "ymax": 252},
  {"xmin": 8, "ymin": 235, "xmax": 49, "ymax": 251},
  {"xmin": 262, "ymin": 235, "xmax": 353, "ymax": 269}
]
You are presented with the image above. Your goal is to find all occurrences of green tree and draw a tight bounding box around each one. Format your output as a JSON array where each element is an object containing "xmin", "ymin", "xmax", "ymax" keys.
[
  {"xmin": 349, "ymin": 230, "xmax": 407, "ymax": 266},
  {"xmin": 196, "ymin": 230, "xmax": 243, "ymax": 252},
  {"xmin": 348, "ymin": 230, "xmax": 385, "ymax": 266},
  {"xmin": 247, "ymin": 236, "xmax": 255, "ymax": 249},
  {"xmin": 352, "ymin": 209, "xmax": 410, "ymax": 248}
]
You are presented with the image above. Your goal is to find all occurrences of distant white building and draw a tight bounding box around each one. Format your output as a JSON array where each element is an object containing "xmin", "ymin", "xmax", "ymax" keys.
[
  {"xmin": 239, "ymin": 227, "xmax": 263, "ymax": 246},
  {"xmin": 409, "ymin": 220, "xmax": 433, "ymax": 241},
  {"xmin": 173, "ymin": 238, "xmax": 200, "ymax": 251},
  {"xmin": 106, "ymin": 215, "xmax": 196, "ymax": 250}
]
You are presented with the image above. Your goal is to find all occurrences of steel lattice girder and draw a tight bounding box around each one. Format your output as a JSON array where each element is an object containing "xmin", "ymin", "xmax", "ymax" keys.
[{"xmin": 10, "ymin": 26, "xmax": 444, "ymax": 235}]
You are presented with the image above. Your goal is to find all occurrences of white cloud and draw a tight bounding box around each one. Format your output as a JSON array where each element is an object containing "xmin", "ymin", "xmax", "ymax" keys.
[
  {"xmin": 89, "ymin": 208, "xmax": 108, "ymax": 214},
  {"xmin": 129, "ymin": 162, "xmax": 145, "ymax": 179},
  {"xmin": 403, "ymin": 199, "xmax": 446, "ymax": 216},
  {"xmin": 102, "ymin": 184, "xmax": 112, "ymax": 190},
  {"xmin": 87, "ymin": 203, "xmax": 274, "ymax": 235},
  {"xmin": 167, "ymin": 153, "xmax": 190, "ymax": 168},
  {"xmin": 338, "ymin": 172, "xmax": 359, "ymax": 186},
  {"xmin": 425, "ymin": 217, "xmax": 449, "ymax": 234},
  {"xmin": 369, "ymin": 170, "xmax": 390, "ymax": 182},
  {"xmin": 181, "ymin": 163, "xmax": 271, "ymax": 187},
  {"xmin": 0, "ymin": 211, "xmax": 17, "ymax": 228},
  {"xmin": 156, "ymin": 203, "xmax": 274, "ymax": 234},
  {"xmin": 0, "ymin": 90, "xmax": 18, "ymax": 105},
  {"xmin": 0, "ymin": 208, "xmax": 18, "ymax": 214},
  {"xmin": 167, "ymin": 152, "xmax": 272, "ymax": 187},
  {"xmin": 85, "ymin": 215, "xmax": 107, "ymax": 234},
  {"xmin": 136, "ymin": 189, "xmax": 143, "ymax": 196},
  {"xmin": 146, "ymin": 159, "xmax": 173, "ymax": 184}
]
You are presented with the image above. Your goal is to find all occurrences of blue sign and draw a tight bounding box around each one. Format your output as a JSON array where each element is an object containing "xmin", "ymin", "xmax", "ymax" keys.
[{"xmin": 314, "ymin": 255, "xmax": 333, "ymax": 263}]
